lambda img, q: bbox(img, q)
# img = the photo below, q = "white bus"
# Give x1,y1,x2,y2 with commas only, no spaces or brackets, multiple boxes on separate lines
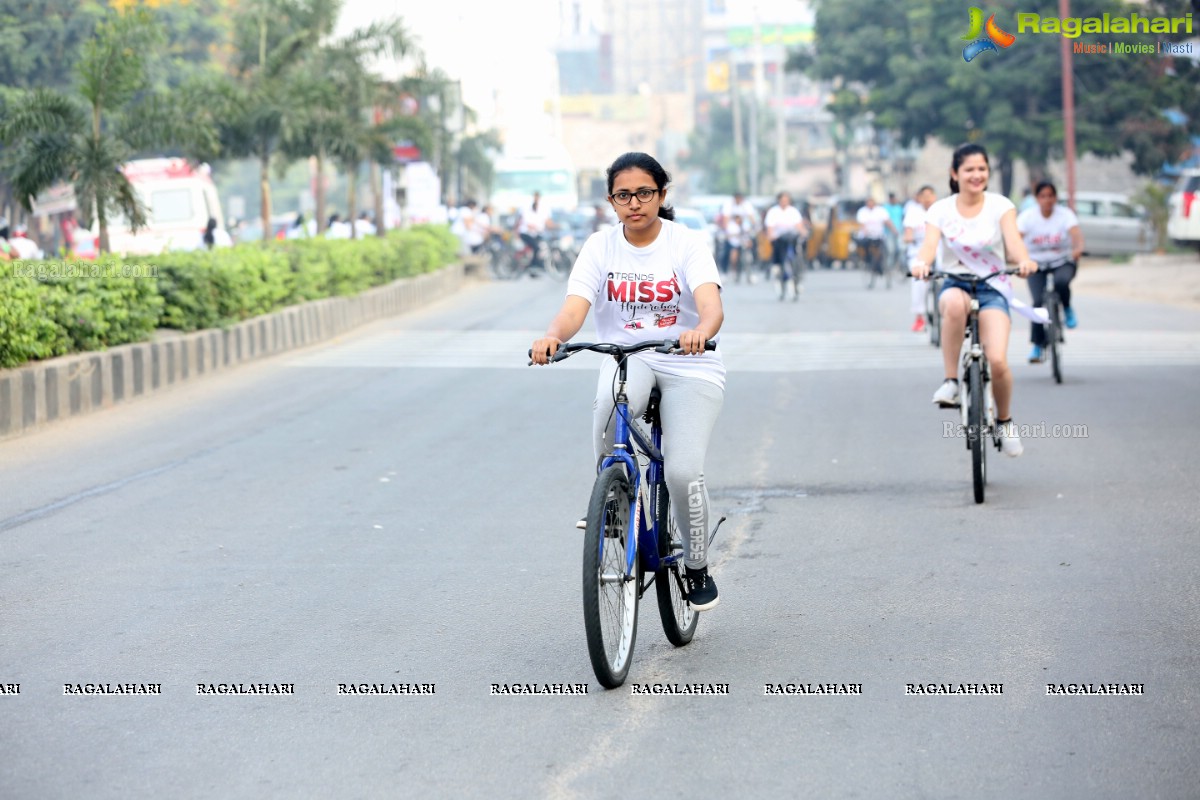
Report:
491,154,578,215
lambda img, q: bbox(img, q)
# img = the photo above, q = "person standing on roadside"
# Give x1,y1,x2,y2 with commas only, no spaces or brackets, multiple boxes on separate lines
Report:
903,186,938,332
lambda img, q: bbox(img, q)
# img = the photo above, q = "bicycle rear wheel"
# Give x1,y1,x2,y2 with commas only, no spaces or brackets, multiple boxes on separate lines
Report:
582,465,640,688
544,247,570,281
653,483,698,646
968,360,986,504
1048,297,1063,384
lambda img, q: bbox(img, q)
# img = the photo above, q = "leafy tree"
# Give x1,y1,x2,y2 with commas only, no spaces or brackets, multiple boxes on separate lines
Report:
213,0,338,241
280,16,422,236
0,1,105,91
0,7,215,252
684,97,778,195
808,0,1192,193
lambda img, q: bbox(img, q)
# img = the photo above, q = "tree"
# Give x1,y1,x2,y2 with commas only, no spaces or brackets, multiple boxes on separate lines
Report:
280,16,422,236
214,0,339,241
684,96,778,195
808,0,1192,193
0,7,214,252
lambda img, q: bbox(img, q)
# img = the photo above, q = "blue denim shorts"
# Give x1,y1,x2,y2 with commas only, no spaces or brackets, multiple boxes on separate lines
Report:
939,276,1010,317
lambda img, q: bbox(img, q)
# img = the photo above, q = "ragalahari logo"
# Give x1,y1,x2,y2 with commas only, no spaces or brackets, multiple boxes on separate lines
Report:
961,7,1016,62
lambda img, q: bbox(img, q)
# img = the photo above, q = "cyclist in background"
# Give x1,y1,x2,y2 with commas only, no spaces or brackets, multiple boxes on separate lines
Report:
720,191,758,283
1017,181,1084,363
910,143,1038,457
517,191,550,275
765,191,808,300
855,196,897,275
530,152,726,610
903,186,938,332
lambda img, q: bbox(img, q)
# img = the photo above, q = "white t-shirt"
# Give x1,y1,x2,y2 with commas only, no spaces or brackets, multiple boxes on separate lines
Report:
902,203,928,257
765,205,803,240
567,219,725,388
926,192,1015,277
1017,205,1079,263
518,205,548,235
856,205,891,238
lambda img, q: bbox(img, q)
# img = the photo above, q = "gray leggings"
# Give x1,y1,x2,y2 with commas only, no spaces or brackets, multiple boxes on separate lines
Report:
592,357,724,569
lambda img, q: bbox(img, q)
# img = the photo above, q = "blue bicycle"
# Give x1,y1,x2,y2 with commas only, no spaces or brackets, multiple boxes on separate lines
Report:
538,339,723,688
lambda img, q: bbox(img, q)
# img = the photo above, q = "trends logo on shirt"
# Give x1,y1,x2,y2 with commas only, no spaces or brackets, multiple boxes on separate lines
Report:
961,7,1016,62
606,275,681,305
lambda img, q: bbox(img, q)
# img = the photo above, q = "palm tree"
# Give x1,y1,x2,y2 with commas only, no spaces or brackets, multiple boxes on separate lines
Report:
0,8,210,253
280,16,423,237
216,0,339,242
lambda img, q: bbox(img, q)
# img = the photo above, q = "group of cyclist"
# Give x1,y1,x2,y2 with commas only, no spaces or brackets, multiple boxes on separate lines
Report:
531,143,1084,613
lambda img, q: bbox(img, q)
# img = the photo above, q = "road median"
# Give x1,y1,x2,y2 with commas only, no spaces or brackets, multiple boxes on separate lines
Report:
0,260,479,440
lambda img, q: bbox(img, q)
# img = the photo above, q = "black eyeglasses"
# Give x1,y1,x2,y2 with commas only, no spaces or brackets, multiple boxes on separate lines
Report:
610,188,660,205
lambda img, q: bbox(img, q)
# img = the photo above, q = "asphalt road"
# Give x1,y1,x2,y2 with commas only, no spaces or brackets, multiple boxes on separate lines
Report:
2,267,1198,799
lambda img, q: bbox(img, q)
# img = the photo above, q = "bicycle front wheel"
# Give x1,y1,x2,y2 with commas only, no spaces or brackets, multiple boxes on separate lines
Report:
582,465,640,688
653,484,698,646
968,360,986,504
927,283,942,347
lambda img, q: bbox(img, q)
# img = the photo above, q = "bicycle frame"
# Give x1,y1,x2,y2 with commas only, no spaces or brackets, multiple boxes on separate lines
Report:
599,366,679,587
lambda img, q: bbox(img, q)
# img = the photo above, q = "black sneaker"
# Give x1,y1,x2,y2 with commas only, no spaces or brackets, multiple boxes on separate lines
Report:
685,566,719,611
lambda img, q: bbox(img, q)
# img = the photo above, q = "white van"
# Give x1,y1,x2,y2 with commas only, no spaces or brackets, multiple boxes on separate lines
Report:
97,158,227,255
1167,169,1200,249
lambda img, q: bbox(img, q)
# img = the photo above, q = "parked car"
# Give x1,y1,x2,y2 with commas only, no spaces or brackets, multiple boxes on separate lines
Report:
673,207,716,254
1167,169,1200,250
1063,191,1152,256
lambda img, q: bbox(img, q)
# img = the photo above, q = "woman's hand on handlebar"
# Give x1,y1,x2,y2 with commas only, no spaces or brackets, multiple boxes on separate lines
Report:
909,258,932,280
530,335,563,365
678,329,710,355
1016,259,1038,278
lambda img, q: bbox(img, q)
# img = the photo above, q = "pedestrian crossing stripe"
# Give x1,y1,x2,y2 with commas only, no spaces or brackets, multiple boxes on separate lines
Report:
287,330,1200,371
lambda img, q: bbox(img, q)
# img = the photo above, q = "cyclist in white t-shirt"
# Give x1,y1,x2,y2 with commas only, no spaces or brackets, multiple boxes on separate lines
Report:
765,191,808,300
530,152,725,611
855,197,897,275
911,143,1038,457
1017,181,1084,363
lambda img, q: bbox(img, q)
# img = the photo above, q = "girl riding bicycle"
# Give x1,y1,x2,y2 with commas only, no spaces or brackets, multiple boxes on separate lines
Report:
530,152,725,610
910,143,1039,457
1017,181,1084,364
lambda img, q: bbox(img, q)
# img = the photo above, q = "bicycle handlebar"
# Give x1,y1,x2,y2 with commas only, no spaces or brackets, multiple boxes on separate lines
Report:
528,339,717,365
1037,257,1076,272
906,268,1022,281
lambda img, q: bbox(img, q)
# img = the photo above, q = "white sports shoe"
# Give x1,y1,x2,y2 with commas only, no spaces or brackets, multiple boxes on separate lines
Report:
998,420,1024,457
932,379,960,407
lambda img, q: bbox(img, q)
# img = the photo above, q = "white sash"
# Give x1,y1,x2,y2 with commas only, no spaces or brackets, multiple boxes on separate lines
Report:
966,267,1050,325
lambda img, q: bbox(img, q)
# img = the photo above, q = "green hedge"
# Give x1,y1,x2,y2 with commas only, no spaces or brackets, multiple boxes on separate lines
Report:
0,225,459,369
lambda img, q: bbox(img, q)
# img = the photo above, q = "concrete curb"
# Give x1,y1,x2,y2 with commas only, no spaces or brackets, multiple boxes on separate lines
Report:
0,260,480,441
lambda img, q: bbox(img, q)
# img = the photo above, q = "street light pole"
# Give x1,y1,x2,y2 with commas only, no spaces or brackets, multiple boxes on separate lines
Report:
1060,0,1077,210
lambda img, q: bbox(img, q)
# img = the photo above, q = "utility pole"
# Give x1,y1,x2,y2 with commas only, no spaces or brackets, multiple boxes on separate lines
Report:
774,25,786,188
1060,0,1077,210
732,66,746,192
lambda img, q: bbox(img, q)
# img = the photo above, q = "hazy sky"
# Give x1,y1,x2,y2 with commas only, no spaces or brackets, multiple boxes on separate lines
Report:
337,0,561,136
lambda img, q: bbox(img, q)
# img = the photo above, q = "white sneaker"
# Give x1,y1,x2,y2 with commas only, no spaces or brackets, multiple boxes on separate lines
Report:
575,518,587,530
998,420,1024,457
932,379,960,407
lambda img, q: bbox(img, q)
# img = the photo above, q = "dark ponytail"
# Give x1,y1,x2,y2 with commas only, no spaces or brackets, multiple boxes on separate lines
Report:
949,142,990,194
605,152,675,221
